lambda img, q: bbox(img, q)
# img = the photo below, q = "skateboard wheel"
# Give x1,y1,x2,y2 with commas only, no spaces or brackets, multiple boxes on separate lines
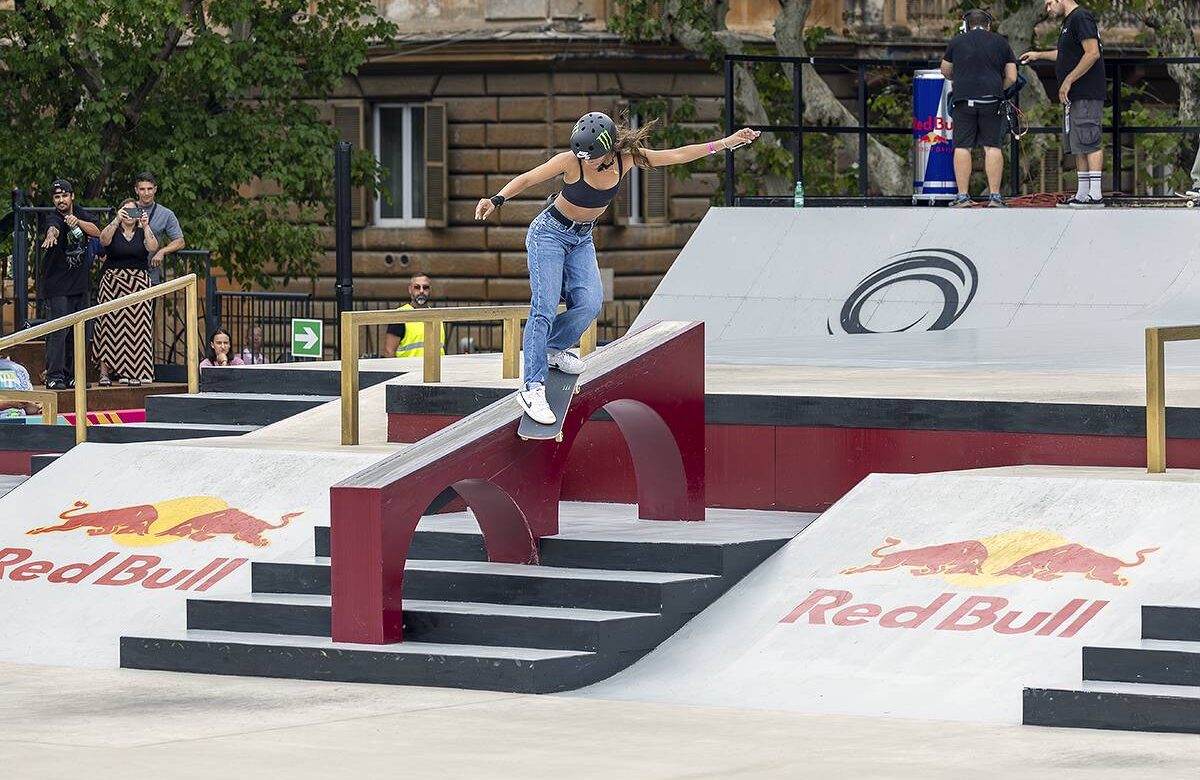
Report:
519,435,529,441
573,386,580,395
1188,200,1196,208
555,433,563,442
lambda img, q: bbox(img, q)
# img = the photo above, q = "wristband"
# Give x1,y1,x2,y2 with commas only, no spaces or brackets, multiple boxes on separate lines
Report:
707,141,717,155
490,195,506,207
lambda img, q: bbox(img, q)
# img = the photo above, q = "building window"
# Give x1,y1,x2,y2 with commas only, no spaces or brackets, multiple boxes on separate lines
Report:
615,110,669,225
374,104,426,226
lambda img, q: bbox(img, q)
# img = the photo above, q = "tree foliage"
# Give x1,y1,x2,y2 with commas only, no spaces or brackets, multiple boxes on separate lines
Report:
0,0,395,287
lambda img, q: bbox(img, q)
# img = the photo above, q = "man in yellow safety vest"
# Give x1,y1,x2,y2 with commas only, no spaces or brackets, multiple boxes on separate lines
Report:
384,273,446,358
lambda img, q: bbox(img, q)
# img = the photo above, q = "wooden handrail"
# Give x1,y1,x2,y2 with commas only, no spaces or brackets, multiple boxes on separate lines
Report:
0,274,200,444
0,389,58,425
1144,324,1200,473
340,304,598,445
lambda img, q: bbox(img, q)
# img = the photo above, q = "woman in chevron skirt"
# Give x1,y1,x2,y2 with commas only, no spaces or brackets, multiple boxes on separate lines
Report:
95,199,159,386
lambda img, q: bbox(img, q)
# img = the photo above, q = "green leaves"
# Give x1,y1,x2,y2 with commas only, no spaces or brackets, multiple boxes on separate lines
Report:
0,0,395,288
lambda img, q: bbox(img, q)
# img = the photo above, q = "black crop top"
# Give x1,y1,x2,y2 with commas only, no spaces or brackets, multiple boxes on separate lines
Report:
560,154,624,209
103,227,151,271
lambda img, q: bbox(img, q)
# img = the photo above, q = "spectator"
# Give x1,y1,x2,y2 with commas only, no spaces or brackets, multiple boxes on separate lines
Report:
0,355,40,420
200,328,245,369
39,179,100,390
941,10,1018,208
95,198,158,387
239,325,268,365
133,172,185,282
383,273,445,358
1022,0,1106,208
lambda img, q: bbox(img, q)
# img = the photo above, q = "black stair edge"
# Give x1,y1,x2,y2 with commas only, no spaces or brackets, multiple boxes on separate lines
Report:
187,597,666,653
119,635,609,694
1144,606,1200,642
316,526,484,561
30,453,61,474
1084,646,1200,687
1024,687,1200,734
145,394,330,426
251,561,720,614
200,367,400,396
87,424,252,443
314,527,788,576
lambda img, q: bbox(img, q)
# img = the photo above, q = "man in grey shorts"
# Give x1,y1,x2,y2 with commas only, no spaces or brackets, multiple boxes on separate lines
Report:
1022,0,1106,208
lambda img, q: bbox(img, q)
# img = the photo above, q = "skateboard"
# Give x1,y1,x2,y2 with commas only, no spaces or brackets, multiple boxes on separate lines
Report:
517,368,580,442
1176,192,1200,208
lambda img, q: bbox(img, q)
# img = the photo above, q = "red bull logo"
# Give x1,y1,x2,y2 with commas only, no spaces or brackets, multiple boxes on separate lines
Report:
27,497,302,548
0,547,246,591
841,531,1158,588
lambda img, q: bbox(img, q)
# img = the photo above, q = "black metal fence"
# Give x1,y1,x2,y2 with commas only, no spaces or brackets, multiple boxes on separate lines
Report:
213,290,315,364
722,54,1200,204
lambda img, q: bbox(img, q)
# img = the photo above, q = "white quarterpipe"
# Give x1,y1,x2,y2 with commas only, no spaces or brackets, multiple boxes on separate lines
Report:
636,207,1200,371
575,468,1199,723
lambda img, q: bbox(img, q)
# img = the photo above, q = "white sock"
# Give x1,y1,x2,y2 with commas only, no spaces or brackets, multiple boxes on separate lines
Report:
1087,172,1103,200
1075,174,1089,200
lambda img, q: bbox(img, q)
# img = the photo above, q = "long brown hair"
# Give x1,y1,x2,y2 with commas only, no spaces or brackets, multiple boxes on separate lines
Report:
614,112,660,169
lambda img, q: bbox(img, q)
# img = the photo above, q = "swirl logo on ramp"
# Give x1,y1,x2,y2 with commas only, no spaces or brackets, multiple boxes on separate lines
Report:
830,248,978,335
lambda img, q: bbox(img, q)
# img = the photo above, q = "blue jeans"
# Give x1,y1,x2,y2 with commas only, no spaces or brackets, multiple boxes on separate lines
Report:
523,209,602,388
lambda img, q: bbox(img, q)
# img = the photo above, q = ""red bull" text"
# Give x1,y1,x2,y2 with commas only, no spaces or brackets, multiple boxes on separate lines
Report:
0,547,246,591
780,589,1108,638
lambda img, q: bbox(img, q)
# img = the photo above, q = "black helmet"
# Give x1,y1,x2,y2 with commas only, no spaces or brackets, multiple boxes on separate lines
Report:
570,112,617,160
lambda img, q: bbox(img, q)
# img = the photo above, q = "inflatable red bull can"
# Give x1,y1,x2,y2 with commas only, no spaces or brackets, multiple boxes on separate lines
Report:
913,69,955,203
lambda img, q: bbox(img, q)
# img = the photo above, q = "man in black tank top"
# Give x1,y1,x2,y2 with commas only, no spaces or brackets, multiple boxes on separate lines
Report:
473,112,760,425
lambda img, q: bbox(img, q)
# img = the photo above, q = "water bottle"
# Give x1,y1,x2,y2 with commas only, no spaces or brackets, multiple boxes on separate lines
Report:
793,180,805,208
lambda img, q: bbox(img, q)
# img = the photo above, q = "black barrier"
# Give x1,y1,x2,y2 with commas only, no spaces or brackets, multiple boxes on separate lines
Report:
722,54,1200,205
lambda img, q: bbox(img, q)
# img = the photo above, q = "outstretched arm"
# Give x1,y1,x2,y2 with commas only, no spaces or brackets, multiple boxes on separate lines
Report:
640,128,760,168
476,152,574,221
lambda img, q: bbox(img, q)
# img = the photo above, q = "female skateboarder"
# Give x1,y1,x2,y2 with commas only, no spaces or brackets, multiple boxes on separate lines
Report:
476,112,759,423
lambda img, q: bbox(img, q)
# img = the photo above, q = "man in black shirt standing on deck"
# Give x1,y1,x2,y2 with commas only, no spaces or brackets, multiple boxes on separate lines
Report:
1022,0,1107,208
39,179,100,389
941,9,1019,207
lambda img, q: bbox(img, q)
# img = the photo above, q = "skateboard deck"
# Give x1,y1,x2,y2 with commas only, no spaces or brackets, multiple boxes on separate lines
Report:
518,368,579,442
1176,192,1199,208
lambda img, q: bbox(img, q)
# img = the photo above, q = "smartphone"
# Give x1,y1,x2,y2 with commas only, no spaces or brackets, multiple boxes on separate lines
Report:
123,206,142,219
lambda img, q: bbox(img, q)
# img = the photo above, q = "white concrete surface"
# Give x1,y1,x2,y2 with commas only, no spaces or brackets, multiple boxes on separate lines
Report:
1,661,1196,779
576,471,1200,723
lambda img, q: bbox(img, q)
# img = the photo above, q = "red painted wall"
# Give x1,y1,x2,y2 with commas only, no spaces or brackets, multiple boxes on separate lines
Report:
390,413,1180,512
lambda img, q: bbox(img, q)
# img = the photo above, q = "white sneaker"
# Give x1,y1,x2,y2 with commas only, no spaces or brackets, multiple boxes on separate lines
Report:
517,384,555,424
1186,189,1200,198
547,349,585,374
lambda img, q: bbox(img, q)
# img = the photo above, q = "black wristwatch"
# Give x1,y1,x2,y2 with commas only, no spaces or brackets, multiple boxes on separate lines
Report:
490,195,506,207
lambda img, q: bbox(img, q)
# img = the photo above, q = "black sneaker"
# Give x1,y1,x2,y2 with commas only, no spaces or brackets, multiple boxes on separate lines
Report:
987,195,1008,208
67,378,76,389
948,196,973,209
46,380,67,390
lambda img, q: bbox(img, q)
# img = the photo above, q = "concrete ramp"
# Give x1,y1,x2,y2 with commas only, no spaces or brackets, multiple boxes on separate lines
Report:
0,443,382,667
576,470,1200,723
636,208,1200,370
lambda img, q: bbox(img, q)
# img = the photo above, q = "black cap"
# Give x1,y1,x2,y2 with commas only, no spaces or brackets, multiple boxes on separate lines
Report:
51,179,74,194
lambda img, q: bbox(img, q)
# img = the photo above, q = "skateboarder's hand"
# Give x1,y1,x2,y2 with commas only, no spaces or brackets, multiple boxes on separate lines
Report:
475,198,496,221
724,128,760,149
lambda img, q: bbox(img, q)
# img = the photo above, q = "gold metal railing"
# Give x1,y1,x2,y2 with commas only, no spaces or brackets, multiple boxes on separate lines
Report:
340,305,597,445
1144,324,1200,473
0,389,58,425
0,274,200,444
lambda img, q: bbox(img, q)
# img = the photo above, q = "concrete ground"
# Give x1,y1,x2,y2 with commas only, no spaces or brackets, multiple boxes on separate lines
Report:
1,662,1196,779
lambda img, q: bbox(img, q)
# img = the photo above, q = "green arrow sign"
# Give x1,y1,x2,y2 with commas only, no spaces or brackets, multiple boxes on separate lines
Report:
291,318,323,359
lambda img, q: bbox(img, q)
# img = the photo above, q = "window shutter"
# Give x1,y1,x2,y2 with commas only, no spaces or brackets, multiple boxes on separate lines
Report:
613,173,632,226
332,102,367,226
643,165,669,223
424,102,448,228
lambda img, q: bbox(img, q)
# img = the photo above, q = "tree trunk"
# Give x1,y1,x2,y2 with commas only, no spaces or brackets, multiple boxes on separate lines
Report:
775,0,909,195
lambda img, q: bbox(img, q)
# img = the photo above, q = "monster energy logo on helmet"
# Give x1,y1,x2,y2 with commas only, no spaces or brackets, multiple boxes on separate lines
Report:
570,111,618,160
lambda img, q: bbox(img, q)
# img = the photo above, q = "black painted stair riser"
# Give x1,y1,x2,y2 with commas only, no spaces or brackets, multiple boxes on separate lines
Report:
146,394,332,426
1143,606,1200,642
251,560,718,614
119,636,610,694
1024,687,1200,734
1084,646,1200,687
186,598,666,653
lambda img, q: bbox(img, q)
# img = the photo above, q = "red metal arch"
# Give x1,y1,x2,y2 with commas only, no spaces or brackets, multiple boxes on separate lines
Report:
330,321,704,643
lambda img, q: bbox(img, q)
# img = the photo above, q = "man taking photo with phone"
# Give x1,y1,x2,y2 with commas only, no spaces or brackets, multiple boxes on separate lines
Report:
1022,0,1107,208
133,171,186,281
